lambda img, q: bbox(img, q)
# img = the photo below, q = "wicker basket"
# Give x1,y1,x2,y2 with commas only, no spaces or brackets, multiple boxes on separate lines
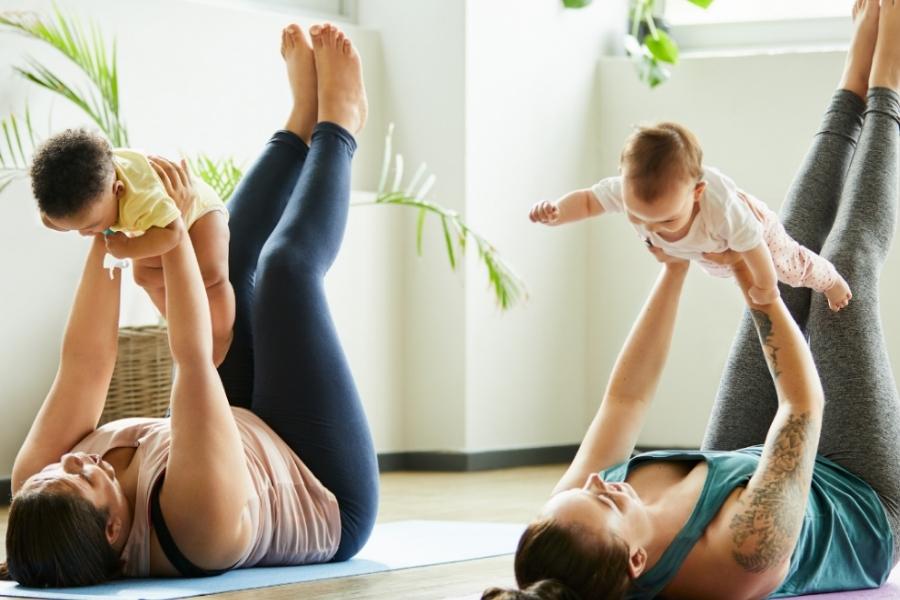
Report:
100,325,173,425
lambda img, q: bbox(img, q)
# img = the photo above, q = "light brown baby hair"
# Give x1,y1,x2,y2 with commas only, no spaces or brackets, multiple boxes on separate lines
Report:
620,122,703,202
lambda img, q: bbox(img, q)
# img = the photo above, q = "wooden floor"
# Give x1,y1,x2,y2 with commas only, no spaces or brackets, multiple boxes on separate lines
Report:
0,465,565,599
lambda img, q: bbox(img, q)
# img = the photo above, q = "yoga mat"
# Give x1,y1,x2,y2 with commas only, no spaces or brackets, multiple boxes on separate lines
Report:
444,565,900,600
0,520,524,600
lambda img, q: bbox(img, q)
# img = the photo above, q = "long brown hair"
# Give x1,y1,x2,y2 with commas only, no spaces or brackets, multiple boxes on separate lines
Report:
482,518,632,600
2,486,122,587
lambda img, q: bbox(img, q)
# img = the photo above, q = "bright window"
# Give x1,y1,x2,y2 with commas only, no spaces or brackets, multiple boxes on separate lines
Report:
666,0,851,25
195,0,354,19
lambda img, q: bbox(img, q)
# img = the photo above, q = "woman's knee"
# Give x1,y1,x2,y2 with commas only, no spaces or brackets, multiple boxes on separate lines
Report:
332,496,378,561
256,240,323,284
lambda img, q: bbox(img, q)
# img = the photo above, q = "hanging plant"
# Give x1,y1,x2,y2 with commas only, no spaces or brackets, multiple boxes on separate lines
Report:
562,0,715,88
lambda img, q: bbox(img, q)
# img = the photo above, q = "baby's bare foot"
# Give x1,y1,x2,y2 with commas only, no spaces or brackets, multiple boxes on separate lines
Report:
310,23,368,134
825,275,852,312
870,0,900,91
282,24,317,144
840,0,879,99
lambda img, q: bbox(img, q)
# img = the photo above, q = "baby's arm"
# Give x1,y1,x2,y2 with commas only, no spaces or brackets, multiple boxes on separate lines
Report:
105,219,185,260
529,188,605,226
739,241,780,305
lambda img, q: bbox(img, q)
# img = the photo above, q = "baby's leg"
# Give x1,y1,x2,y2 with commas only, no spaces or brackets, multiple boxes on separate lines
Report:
133,256,167,316
189,211,235,367
765,219,853,311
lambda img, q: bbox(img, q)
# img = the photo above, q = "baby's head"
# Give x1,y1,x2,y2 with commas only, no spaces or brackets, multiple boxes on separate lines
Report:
620,122,706,236
30,128,121,236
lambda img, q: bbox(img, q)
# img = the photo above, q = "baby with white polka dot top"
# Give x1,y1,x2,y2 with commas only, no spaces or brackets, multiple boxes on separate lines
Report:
530,122,852,311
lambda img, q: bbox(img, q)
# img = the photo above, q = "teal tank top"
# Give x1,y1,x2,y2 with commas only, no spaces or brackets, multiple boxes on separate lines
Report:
599,447,894,599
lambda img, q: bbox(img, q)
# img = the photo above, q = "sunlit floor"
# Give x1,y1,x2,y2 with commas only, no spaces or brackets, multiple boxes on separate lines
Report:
0,465,564,599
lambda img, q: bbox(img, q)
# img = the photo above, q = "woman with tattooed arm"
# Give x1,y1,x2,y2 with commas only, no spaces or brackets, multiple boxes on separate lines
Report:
485,1,900,599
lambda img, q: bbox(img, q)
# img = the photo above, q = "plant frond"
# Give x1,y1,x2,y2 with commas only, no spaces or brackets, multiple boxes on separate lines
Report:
358,127,529,310
0,6,128,145
187,153,244,202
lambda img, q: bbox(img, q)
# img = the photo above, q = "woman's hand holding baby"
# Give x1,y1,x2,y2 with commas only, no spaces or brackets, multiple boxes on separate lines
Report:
646,241,690,268
149,156,196,219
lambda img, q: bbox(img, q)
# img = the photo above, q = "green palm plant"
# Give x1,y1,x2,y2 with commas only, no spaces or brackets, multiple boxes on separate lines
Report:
0,7,126,145
354,124,528,310
0,6,527,310
0,106,37,193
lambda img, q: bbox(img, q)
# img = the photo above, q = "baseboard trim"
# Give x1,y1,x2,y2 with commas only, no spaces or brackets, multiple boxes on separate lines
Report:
1,478,10,506
377,445,580,472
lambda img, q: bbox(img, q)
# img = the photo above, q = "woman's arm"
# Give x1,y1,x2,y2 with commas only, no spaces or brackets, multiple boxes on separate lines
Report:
11,236,121,492
152,161,253,571
553,258,689,494
710,252,824,580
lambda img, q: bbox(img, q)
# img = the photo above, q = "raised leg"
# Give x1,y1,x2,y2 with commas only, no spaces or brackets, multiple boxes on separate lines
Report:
217,24,319,408
249,25,376,562
808,2,900,558
702,0,875,451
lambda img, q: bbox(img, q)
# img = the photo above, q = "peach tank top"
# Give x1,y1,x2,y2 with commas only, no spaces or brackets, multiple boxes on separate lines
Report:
72,407,341,576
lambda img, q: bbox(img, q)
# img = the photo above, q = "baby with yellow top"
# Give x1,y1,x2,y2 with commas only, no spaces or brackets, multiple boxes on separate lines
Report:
31,128,234,365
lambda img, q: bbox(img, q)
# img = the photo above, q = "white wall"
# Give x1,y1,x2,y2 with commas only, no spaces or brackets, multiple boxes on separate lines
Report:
463,0,626,451
357,0,469,452
590,48,900,448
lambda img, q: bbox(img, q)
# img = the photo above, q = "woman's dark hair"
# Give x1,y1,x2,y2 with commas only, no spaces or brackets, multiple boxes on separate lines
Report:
3,484,122,587
29,127,114,219
482,518,632,600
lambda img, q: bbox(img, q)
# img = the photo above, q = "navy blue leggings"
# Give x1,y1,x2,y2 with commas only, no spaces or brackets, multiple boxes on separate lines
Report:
217,123,379,561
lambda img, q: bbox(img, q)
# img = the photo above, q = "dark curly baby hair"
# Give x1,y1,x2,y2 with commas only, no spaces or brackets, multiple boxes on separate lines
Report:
30,128,114,219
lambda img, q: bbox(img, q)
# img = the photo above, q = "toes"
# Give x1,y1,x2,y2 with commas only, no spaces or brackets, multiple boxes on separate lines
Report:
343,39,352,56
310,24,325,46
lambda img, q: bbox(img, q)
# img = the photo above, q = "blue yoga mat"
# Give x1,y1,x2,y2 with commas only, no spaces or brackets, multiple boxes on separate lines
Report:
0,520,524,600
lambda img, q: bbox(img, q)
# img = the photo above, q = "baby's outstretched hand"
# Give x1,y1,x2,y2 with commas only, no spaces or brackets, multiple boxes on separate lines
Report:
529,201,560,225
105,232,131,259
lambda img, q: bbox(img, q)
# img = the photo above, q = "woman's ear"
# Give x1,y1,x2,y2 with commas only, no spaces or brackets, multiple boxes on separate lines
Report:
627,546,648,579
106,515,122,546
113,180,125,198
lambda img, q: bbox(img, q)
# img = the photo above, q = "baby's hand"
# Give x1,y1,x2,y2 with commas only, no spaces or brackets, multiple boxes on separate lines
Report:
105,232,131,259
529,201,560,225
749,285,780,305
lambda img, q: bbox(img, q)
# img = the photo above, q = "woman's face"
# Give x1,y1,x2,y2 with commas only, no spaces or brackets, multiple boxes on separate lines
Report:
25,452,131,547
541,473,652,574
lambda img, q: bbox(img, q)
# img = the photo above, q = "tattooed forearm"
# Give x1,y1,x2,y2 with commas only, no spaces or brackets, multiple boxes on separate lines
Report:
751,309,782,379
730,412,813,572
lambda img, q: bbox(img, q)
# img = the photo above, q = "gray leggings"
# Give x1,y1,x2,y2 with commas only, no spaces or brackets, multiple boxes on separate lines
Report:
701,88,900,556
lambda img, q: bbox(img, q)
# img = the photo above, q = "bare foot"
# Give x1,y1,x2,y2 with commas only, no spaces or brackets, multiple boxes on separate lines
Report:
309,23,368,134
281,23,317,144
825,275,852,312
840,0,880,99
870,0,900,91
